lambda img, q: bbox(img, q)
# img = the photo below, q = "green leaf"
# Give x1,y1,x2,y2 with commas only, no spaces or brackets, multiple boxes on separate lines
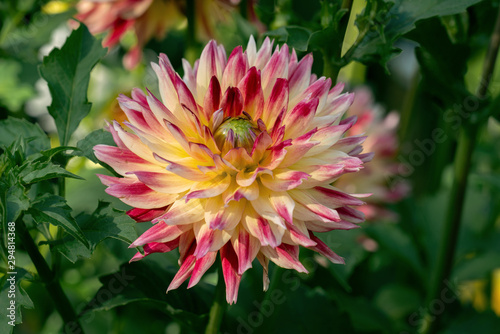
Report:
453,252,500,281
353,0,482,65
79,201,137,246
0,176,29,224
0,117,50,156
39,146,80,160
76,129,119,175
333,292,393,333
0,269,34,334
18,160,83,184
366,223,424,279
81,261,209,332
252,285,356,333
48,201,137,262
29,194,89,248
442,311,500,334
0,12,74,64
264,26,312,52
0,176,29,248
374,283,421,321
39,24,106,145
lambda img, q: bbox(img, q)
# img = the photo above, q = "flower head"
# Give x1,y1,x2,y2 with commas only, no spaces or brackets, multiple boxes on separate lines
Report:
75,0,184,69
95,37,371,303
335,87,410,220
74,0,248,69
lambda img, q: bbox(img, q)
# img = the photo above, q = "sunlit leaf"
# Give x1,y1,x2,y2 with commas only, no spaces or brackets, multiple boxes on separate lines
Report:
29,194,89,247
39,24,106,145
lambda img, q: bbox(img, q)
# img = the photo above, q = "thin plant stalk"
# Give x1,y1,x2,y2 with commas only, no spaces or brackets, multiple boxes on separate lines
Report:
420,4,500,333
205,260,227,334
17,217,84,333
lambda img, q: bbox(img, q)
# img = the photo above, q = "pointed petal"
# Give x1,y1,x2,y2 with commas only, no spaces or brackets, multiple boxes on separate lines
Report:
236,167,271,187
154,154,211,181
187,251,218,288
197,40,225,93
221,87,244,118
311,186,365,207
130,239,180,262
260,244,308,273
131,171,194,193
130,223,190,247
262,44,289,97
308,233,345,264
98,174,177,209
237,67,264,119
282,221,316,247
257,253,270,291
167,254,196,292
185,173,231,201
231,226,260,274
221,243,242,304
127,206,169,222
289,53,313,97
242,204,284,247
283,97,319,139
204,196,245,230
193,222,231,259
290,189,341,223
153,199,205,225
94,145,161,176
262,79,288,126
203,76,222,122
260,169,310,192
278,129,319,168
222,46,248,89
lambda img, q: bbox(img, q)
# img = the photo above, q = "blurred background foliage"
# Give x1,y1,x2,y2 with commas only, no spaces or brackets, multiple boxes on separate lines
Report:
1,0,500,333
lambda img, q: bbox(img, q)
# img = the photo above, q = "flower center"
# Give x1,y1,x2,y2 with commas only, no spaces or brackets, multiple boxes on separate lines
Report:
214,116,261,153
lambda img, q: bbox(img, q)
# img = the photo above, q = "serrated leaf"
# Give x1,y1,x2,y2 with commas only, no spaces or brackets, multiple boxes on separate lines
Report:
0,176,29,247
19,160,83,184
39,24,106,146
0,117,50,156
49,201,137,262
0,177,29,224
0,12,74,64
78,201,137,246
81,261,209,331
29,194,89,248
40,146,80,160
76,129,118,175
0,269,34,334
353,0,482,66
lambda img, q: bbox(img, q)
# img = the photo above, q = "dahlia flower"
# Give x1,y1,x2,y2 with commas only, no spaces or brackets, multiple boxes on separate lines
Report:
335,87,409,221
95,37,371,303
74,0,248,69
75,0,183,69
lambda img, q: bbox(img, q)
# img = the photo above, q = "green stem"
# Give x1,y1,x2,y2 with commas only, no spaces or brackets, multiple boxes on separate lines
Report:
52,177,66,272
205,261,227,334
420,4,500,334
185,0,198,64
398,69,421,142
420,127,477,334
263,265,283,304
17,218,84,333
322,0,354,82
